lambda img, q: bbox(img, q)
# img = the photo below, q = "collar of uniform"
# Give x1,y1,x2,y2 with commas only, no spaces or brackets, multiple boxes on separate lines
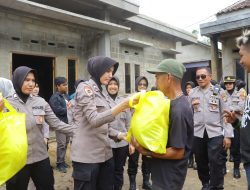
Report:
89,79,100,92
197,84,213,92
13,93,33,102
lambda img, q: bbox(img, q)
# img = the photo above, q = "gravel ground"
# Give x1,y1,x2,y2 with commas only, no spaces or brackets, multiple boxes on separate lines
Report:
0,141,248,190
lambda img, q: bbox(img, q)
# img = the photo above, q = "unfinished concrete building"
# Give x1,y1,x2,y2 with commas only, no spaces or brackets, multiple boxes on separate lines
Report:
0,0,198,99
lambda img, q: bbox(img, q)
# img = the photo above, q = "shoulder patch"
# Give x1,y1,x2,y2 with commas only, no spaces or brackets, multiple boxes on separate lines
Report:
221,91,227,102
92,84,99,92
239,88,247,101
84,86,94,96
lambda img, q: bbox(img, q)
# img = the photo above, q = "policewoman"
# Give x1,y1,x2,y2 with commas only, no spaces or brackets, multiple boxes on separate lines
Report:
224,76,245,178
5,66,75,190
71,56,135,190
105,76,131,190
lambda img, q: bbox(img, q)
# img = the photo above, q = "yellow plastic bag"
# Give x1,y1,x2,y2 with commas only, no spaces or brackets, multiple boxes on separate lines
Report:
0,97,27,185
127,90,170,154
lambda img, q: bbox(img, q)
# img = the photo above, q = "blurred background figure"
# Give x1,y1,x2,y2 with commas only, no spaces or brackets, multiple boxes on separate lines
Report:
185,81,197,170
49,77,70,173
185,81,195,96
69,79,85,100
0,77,15,98
67,79,85,124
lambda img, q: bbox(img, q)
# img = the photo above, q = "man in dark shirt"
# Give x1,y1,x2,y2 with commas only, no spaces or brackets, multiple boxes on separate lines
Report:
225,30,250,189
132,59,194,190
49,76,70,173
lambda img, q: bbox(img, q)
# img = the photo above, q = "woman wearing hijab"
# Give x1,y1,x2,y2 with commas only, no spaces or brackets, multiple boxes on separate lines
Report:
105,76,131,190
127,76,152,190
2,66,75,190
71,56,136,190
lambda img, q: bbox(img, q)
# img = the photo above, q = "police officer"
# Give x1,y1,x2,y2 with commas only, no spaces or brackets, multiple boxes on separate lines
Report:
105,76,131,190
71,56,136,190
224,76,245,178
4,66,75,190
189,67,233,190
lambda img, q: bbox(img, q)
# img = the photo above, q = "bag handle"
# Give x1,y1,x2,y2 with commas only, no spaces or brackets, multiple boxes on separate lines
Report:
0,92,16,113
129,91,146,109
1,98,17,113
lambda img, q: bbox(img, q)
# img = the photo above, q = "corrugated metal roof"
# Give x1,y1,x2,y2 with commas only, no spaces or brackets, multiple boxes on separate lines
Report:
217,0,250,15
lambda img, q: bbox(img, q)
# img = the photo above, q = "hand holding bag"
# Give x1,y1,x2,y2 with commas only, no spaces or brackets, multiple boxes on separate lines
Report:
0,97,27,185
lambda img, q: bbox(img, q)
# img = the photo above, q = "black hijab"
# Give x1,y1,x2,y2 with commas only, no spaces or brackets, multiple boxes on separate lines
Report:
87,56,119,90
12,66,37,103
106,76,120,100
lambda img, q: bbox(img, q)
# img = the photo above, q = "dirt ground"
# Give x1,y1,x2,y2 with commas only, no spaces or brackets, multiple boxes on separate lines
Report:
0,141,248,190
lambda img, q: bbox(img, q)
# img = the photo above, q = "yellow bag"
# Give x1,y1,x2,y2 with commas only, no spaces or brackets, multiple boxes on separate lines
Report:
127,91,170,154
0,98,27,185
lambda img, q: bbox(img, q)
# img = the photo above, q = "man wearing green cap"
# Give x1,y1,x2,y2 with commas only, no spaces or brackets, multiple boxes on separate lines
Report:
131,59,194,190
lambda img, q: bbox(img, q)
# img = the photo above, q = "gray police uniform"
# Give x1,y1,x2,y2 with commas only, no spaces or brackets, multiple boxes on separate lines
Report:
106,94,131,189
7,94,74,164
225,89,245,114
71,79,120,190
106,94,131,148
189,85,233,138
189,84,233,188
225,89,245,171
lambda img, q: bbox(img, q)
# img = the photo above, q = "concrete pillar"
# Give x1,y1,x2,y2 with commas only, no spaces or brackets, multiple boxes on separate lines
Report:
97,7,111,57
221,38,239,76
55,56,67,77
210,35,221,82
98,32,111,57
0,50,12,79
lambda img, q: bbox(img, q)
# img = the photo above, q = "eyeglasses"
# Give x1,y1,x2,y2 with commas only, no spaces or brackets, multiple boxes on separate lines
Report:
138,83,147,86
196,74,207,80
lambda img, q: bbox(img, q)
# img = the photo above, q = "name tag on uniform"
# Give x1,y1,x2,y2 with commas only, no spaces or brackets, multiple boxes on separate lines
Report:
209,95,219,111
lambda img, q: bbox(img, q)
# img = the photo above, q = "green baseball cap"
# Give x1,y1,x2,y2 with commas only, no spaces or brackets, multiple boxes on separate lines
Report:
147,59,186,79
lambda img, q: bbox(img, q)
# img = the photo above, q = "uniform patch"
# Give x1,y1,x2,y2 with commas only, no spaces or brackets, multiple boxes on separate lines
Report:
84,86,93,96
93,84,99,92
192,97,200,112
239,88,247,101
221,92,227,102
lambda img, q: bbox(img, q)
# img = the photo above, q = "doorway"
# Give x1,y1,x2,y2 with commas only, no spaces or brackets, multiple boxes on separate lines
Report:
12,53,54,102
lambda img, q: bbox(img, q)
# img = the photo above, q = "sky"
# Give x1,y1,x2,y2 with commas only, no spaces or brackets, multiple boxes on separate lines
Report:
139,0,240,33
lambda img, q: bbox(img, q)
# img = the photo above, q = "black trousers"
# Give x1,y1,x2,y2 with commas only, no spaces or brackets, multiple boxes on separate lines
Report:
194,131,224,189
72,158,114,190
230,129,241,168
127,149,151,176
6,158,54,190
112,146,129,190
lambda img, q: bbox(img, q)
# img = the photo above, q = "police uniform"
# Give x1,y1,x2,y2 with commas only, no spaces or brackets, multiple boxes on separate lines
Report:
71,79,120,190
106,94,131,190
224,76,245,178
189,84,233,189
6,93,74,190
